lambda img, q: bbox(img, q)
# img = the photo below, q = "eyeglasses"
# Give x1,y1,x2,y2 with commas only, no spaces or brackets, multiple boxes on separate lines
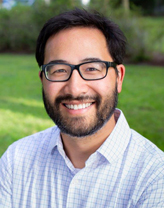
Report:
41,60,117,82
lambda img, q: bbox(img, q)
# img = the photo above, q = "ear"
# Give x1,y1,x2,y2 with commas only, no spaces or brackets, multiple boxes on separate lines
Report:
39,71,43,83
116,64,125,93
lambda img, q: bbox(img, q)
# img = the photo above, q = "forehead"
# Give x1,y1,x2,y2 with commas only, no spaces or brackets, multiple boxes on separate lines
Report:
44,27,112,64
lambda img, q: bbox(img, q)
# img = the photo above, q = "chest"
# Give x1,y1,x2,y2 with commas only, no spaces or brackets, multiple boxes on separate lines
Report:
12,157,138,208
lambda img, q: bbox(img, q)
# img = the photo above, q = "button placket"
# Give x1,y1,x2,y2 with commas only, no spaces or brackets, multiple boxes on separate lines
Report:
66,170,84,207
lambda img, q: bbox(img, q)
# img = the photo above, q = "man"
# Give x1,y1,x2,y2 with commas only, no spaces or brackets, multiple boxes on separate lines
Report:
0,8,164,207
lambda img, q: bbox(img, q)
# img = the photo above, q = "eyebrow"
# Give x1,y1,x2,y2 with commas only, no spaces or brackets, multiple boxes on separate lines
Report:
48,59,68,64
81,57,102,62
47,57,103,65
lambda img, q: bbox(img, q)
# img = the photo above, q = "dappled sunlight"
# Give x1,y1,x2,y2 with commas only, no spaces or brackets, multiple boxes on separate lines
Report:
1,97,44,108
0,108,54,156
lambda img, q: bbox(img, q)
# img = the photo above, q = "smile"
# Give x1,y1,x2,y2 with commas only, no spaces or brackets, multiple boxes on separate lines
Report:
65,103,92,110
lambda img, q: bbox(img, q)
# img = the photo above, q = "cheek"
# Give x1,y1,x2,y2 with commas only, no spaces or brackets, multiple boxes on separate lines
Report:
42,80,64,100
91,79,114,96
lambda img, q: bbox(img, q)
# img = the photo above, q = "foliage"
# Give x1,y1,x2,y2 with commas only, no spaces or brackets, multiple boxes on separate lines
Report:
0,54,164,156
0,1,83,53
138,17,164,54
91,0,164,15
31,0,82,32
0,1,163,62
0,5,36,52
116,17,150,62
130,0,164,15
88,0,164,62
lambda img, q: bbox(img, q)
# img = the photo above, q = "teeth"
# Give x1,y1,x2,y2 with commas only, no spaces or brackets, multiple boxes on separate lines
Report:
65,103,92,110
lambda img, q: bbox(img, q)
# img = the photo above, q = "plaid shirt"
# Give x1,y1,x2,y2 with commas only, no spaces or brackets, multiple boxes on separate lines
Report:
0,109,164,207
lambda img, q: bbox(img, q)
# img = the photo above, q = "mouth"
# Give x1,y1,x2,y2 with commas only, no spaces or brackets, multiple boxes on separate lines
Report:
63,102,93,110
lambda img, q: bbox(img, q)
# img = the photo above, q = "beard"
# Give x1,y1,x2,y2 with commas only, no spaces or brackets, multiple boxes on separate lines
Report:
42,84,118,138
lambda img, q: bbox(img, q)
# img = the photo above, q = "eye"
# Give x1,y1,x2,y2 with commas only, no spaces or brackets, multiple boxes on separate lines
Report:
86,67,100,72
52,69,67,74
48,67,68,76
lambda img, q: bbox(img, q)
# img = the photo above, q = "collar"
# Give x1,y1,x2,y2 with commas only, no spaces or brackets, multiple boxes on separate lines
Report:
97,109,131,164
48,109,131,165
47,126,60,154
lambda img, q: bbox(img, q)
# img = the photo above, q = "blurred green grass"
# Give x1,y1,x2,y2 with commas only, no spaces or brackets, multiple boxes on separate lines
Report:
0,54,54,156
118,64,164,150
0,54,164,156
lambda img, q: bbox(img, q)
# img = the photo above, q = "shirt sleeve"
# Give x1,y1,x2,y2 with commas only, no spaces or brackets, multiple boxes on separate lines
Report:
136,174,164,207
0,150,12,208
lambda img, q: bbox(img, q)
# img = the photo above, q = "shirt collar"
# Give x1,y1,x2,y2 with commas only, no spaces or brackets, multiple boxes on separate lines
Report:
97,109,131,164
48,109,131,164
47,126,60,154
48,127,68,158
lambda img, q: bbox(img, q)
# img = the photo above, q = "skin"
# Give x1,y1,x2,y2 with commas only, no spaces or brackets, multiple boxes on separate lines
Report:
40,27,125,168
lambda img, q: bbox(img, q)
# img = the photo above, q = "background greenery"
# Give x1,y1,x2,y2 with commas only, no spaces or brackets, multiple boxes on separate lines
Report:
0,0,164,62
0,54,54,156
0,54,164,156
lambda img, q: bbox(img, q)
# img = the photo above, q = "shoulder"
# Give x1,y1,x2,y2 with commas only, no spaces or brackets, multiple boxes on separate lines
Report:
129,129,164,178
130,129,164,159
10,126,57,152
127,130,164,205
0,126,59,167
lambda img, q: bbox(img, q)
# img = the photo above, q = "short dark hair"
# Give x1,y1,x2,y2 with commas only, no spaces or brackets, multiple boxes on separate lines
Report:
35,8,126,67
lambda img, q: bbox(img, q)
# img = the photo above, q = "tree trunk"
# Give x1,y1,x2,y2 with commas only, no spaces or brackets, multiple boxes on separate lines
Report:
122,0,130,14
44,0,51,5
103,0,110,14
70,0,75,7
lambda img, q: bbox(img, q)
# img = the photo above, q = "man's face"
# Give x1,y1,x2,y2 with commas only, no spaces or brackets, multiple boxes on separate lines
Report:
41,27,124,137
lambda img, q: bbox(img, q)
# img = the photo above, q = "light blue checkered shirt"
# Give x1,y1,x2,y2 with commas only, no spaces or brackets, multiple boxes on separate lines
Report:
0,109,164,207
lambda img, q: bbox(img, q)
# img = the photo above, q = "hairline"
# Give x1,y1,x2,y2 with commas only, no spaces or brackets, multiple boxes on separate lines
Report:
44,25,112,59
36,9,127,68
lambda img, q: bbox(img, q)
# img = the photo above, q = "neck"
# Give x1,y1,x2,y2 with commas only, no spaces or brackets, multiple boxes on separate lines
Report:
61,114,116,169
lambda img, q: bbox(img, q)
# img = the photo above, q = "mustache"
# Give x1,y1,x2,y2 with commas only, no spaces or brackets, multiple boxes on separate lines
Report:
42,88,101,107
55,94,101,105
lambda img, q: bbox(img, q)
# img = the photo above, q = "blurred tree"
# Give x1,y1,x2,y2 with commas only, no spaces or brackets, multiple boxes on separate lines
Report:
103,0,110,14
44,0,50,5
122,0,130,13
131,0,154,14
70,0,76,6
130,0,164,15
89,0,114,15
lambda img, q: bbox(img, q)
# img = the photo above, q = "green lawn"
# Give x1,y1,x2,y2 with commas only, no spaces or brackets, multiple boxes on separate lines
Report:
118,64,164,150
0,54,164,156
0,54,54,156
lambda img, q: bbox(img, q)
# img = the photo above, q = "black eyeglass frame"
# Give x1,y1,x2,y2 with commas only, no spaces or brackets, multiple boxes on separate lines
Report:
41,60,118,82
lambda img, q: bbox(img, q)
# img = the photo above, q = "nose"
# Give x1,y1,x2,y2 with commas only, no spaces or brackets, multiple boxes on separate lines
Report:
63,69,89,97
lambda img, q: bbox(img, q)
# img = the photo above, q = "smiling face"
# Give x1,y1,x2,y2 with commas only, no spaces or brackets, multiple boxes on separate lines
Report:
41,27,125,138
